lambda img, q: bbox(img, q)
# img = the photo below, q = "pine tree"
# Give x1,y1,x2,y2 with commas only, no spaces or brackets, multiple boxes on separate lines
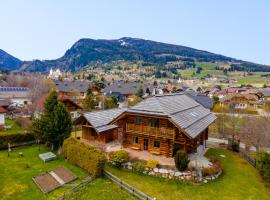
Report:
32,90,72,150
52,102,72,148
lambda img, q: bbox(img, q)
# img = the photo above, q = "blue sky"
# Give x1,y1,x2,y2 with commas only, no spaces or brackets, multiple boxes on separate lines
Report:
1,0,270,64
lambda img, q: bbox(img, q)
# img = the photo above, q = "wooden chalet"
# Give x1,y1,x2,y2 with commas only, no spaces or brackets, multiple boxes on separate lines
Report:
74,94,216,157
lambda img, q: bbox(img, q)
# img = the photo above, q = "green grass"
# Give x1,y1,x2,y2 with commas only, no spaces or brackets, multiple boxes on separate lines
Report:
0,145,88,200
65,178,135,200
0,118,24,135
106,148,270,200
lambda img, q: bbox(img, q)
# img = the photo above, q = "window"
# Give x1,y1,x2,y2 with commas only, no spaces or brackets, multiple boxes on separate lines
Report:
133,134,139,144
154,140,160,148
135,116,142,124
149,119,158,127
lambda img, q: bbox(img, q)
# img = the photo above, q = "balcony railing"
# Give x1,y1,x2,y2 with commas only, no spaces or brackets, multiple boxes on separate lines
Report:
126,123,174,139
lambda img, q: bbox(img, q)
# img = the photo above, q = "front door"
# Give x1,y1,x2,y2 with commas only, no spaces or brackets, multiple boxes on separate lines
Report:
143,138,148,150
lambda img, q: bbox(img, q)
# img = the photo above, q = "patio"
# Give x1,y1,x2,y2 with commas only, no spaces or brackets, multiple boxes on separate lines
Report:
81,139,209,167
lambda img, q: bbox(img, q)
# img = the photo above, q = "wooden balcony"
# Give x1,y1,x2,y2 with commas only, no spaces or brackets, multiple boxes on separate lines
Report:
126,123,174,139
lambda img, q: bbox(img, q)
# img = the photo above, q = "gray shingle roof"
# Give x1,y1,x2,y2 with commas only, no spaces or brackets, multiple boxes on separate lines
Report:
104,81,154,95
83,108,126,133
128,93,216,138
261,90,270,97
184,91,214,109
55,80,93,93
78,93,216,138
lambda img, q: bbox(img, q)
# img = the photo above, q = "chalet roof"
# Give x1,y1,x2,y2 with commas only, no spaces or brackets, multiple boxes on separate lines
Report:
183,91,214,109
55,80,93,93
128,93,216,138
82,108,127,133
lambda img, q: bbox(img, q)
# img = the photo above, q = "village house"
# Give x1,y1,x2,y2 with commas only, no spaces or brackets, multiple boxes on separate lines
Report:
74,93,216,157
220,93,259,110
35,94,82,120
0,87,31,106
55,80,98,101
0,106,7,127
104,81,154,99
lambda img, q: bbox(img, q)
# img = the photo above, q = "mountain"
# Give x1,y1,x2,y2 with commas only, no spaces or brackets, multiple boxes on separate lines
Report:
5,37,270,72
0,49,22,71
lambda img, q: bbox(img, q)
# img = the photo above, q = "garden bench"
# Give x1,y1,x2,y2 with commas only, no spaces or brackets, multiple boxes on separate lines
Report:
150,151,161,155
130,146,140,150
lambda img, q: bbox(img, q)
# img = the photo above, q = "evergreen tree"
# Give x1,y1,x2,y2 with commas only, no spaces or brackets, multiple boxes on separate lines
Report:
44,90,58,114
32,90,72,150
51,102,72,148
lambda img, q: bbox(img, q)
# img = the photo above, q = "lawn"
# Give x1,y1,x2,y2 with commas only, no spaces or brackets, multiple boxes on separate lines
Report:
0,145,88,200
0,118,24,135
106,148,270,200
64,178,135,200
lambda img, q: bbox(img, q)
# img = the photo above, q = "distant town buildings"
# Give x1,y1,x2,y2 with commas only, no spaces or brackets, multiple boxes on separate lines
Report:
48,68,62,80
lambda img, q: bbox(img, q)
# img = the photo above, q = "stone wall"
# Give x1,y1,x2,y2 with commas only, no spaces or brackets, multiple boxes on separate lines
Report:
122,162,222,184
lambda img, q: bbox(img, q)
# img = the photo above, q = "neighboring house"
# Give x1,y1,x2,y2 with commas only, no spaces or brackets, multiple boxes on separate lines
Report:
74,93,216,157
260,90,270,100
0,106,7,126
220,93,259,110
35,95,82,120
58,96,82,119
184,91,214,109
0,87,31,105
55,80,96,100
104,81,154,98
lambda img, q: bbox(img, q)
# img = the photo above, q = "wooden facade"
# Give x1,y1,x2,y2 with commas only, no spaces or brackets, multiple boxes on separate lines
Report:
81,120,118,143
80,112,208,157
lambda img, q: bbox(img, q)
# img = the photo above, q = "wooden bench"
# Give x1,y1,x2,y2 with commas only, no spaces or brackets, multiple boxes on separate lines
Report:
150,150,161,155
130,146,140,150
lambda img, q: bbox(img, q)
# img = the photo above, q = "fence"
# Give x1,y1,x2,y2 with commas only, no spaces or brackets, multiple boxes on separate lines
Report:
239,148,257,167
104,170,156,200
56,176,93,200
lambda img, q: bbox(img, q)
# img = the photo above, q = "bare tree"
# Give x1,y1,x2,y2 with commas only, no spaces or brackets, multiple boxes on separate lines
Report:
241,116,270,152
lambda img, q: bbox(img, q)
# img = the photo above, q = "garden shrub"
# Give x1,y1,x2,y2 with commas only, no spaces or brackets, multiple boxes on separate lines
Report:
0,132,35,149
202,157,223,176
110,150,129,168
146,158,159,169
174,151,189,171
256,151,270,182
63,137,106,177
132,160,146,174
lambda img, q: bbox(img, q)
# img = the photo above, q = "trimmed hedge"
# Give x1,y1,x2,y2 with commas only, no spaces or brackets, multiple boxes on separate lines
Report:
0,132,35,149
63,137,106,177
